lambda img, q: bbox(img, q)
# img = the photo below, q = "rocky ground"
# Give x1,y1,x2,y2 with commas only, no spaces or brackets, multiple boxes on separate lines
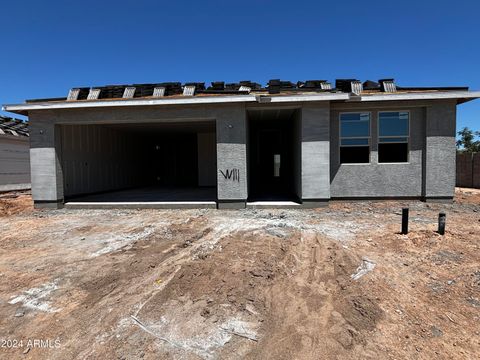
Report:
0,188,479,359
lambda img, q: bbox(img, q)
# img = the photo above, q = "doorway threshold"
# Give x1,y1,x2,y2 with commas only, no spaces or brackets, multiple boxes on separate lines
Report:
246,201,302,209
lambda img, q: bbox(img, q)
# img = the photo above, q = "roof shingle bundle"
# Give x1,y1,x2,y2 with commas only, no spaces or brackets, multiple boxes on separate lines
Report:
22,78,471,104
0,116,29,137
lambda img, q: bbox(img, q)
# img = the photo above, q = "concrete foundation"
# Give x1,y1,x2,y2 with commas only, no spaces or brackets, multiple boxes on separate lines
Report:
217,200,246,209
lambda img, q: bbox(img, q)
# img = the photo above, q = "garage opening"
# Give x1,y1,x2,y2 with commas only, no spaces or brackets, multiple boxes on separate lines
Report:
247,109,301,202
60,121,217,206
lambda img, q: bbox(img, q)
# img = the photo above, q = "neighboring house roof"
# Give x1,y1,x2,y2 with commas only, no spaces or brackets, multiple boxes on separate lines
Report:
0,116,29,137
3,79,480,115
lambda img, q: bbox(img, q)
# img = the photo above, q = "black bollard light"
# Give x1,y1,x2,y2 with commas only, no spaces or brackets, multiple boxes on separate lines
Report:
401,208,409,234
438,212,446,235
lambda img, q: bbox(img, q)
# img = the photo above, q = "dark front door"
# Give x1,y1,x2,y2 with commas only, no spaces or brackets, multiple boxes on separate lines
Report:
249,118,294,200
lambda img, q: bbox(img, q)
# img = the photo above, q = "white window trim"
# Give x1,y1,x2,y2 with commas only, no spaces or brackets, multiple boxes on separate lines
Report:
377,110,410,164
339,111,371,164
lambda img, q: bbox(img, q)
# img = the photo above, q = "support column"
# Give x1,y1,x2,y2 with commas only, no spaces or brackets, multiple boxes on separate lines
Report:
29,117,64,209
301,103,330,206
216,105,248,209
423,102,456,201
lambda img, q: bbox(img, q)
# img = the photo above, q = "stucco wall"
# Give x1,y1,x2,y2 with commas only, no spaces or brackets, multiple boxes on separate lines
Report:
216,105,248,204
330,103,425,198
424,102,457,198
0,135,30,190
301,103,330,200
29,120,64,205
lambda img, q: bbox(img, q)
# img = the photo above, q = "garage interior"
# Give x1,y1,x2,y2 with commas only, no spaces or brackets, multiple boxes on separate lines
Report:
247,108,301,203
60,121,217,204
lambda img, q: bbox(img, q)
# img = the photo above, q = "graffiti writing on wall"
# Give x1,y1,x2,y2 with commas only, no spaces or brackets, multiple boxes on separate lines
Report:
220,169,240,182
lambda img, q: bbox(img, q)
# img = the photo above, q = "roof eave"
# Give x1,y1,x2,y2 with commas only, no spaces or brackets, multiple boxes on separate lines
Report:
2,93,349,114
353,91,480,103
3,91,480,116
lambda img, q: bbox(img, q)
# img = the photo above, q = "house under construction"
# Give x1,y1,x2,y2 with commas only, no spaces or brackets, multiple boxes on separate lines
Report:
3,78,480,208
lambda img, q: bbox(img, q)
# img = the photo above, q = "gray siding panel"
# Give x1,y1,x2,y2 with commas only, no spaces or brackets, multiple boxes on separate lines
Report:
0,136,30,187
61,124,141,197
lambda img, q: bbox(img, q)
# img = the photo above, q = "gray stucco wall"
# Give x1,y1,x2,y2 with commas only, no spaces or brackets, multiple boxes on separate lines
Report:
216,105,248,203
0,134,30,190
424,102,457,198
301,103,330,200
29,120,64,205
330,103,425,198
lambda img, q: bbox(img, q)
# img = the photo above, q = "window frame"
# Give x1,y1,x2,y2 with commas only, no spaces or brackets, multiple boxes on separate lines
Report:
339,111,372,165
377,110,410,164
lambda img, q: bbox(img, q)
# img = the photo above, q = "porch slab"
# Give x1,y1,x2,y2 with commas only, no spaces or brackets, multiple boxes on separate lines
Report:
246,201,302,209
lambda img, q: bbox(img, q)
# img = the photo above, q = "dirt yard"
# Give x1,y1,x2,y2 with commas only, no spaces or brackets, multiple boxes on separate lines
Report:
0,189,479,359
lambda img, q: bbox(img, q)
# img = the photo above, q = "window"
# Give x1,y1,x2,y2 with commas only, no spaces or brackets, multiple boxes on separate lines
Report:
378,111,409,163
340,112,370,163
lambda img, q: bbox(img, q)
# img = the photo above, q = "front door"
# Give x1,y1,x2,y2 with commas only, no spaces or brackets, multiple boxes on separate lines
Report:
249,118,294,200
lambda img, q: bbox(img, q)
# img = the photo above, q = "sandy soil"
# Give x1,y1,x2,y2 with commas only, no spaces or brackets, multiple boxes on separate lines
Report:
0,189,479,359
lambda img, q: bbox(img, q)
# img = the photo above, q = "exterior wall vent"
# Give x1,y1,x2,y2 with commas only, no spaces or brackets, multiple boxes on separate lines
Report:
67,88,80,101
351,81,363,95
87,88,101,100
122,87,136,98
379,79,397,92
183,85,196,96
153,87,166,97
239,86,251,92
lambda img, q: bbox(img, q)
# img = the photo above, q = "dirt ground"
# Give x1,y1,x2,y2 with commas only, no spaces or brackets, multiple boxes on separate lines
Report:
0,189,479,359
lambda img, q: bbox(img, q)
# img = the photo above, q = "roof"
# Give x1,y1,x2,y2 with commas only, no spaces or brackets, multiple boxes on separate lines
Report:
3,79,480,115
0,116,29,137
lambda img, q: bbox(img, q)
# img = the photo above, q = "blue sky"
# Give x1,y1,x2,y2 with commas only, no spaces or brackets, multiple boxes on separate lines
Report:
1,0,479,132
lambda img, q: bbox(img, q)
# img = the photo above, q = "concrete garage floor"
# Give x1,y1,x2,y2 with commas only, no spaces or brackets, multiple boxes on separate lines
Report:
65,186,217,209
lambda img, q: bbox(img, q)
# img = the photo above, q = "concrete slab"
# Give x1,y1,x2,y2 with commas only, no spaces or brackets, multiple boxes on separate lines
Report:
246,201,302,209
0,183,31,193
67,186,217,203
217,201,246,209
65,201,217,209
65,186,217,209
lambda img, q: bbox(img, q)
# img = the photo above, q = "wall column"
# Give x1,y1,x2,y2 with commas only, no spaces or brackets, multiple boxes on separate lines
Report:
216,105,248,208
29,115,64,208
301,103,330,206
423,101,457,201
